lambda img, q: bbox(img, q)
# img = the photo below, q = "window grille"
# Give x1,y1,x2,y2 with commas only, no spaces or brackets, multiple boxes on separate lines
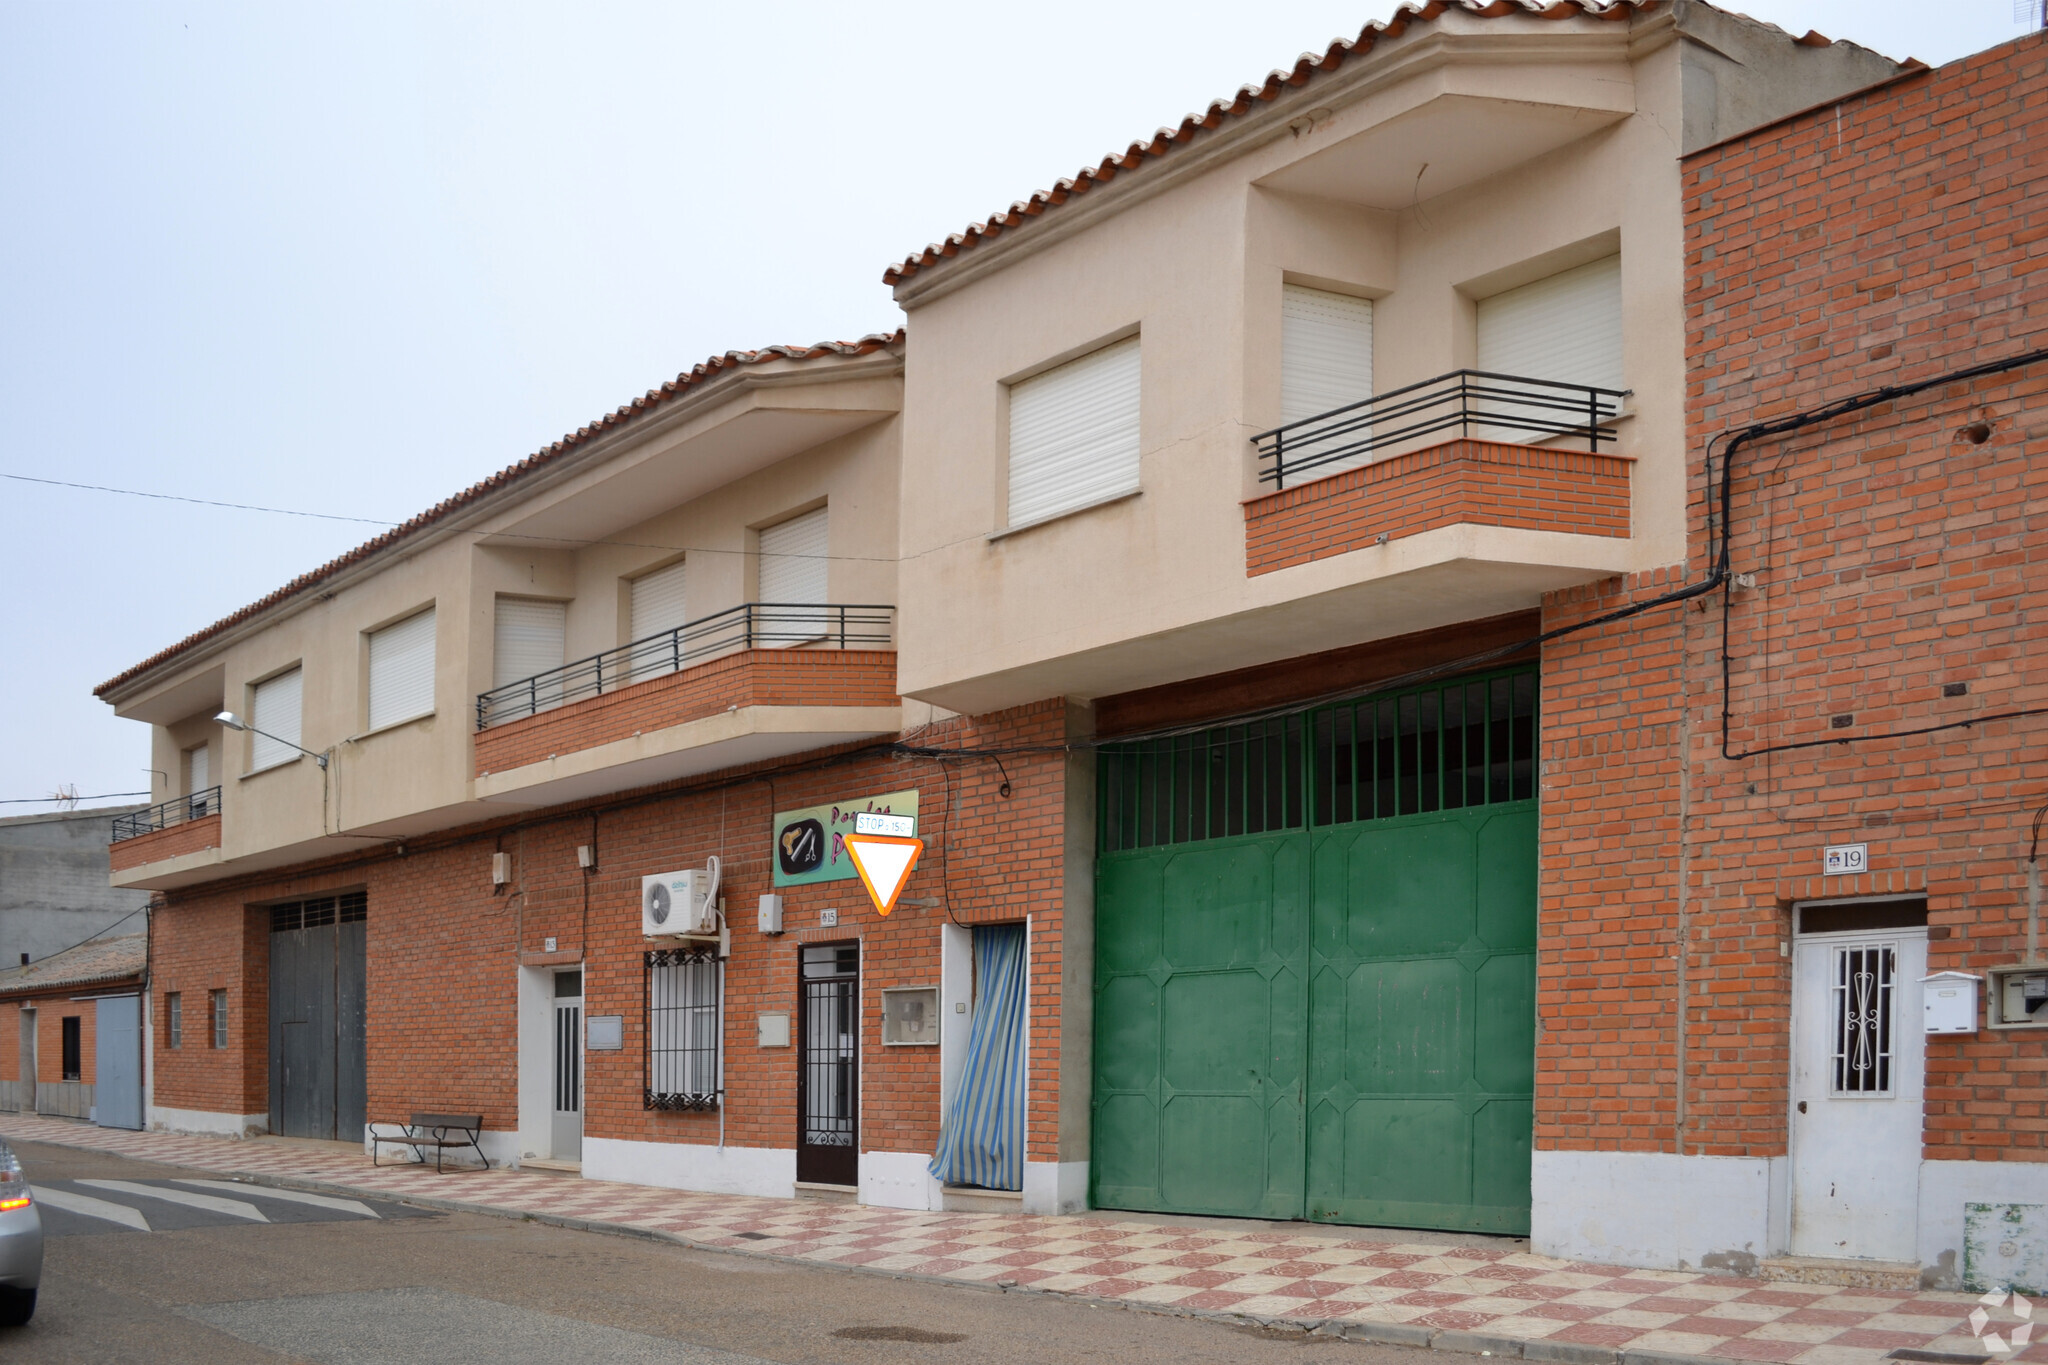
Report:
210,989,228,1050
1831,943,1896,1095
645,947,720,1111
268,892,367,932
165,992,182,1049
1099,665,1536,853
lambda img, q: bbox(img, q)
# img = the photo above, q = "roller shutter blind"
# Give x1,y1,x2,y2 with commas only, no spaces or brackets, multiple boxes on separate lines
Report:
1280,285,1375,474
493,599,567,688
759,506,829,645
628,561,689,642
186,744,210,795
250,668,303,772
1475,254,1623,391
367,607,436,730
1007,336,1140,529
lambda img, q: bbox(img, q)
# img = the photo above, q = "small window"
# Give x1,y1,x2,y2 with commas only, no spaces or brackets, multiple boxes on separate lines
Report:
249,667,304,772
61,1016,81,1080
645,947,720,1111
367,608,436,730
211,988,228,1050
165,992,183,1049
757,507,830,645
1007,335,1141,529
1829,943,1896,1095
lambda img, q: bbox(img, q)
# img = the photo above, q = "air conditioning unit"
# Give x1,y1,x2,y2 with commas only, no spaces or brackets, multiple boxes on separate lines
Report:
640,857,721,937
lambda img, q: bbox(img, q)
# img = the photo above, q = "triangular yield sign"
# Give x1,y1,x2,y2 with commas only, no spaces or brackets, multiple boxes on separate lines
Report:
843,833,923,916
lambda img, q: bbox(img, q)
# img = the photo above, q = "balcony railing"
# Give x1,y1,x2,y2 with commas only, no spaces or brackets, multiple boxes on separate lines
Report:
1251,368,1628,489
477,601,896,730
111,786,221,842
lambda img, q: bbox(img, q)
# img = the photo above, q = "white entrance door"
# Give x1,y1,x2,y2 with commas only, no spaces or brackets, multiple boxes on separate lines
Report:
552,971,583,1162
1790,929,1926,1260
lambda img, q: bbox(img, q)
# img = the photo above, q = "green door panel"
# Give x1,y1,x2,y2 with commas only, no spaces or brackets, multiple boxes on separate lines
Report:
1094,797,1535,1235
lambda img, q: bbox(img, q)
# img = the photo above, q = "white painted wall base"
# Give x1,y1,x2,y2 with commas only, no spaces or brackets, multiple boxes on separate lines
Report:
584,1136,796,1198
148,1105,268,1139
1024,1160,1089,1215
1532,1150,1782,1274
862,1149,943,1210
1918,1158,2048,1291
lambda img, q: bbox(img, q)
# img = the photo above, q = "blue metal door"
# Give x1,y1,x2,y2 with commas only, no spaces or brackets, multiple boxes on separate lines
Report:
93,994,144,1130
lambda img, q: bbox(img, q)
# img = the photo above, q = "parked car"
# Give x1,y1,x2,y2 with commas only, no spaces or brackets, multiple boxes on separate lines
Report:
0,1139,41,1325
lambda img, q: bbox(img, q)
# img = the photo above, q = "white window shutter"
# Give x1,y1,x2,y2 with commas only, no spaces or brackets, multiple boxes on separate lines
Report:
250,668,303,772
1007,336,1141,529
1279,285,1375,475
493,599,567,689
1475,254,1624,391
367,608,436,730
628,561,689,643
759,507,829,645
186,744,210,795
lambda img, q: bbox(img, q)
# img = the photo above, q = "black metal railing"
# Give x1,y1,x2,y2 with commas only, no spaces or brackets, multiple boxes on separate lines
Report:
111,786,221,842
1251,368,1629,489
476,601,895,730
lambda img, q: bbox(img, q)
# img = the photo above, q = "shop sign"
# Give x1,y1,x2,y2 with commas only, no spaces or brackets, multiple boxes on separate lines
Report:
772,788,918,887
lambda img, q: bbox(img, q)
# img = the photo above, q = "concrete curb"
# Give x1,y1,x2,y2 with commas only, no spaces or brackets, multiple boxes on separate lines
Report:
20,1131,1781,1365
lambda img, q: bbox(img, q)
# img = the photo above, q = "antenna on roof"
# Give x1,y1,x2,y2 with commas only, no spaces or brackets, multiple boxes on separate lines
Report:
48,784,80,811
2020,0,2047,31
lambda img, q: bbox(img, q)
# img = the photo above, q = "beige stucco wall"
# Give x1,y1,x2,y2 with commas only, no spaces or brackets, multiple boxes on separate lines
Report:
111,356,903,878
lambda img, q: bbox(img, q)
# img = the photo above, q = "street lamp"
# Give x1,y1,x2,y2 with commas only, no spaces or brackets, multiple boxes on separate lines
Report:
215,711,328,769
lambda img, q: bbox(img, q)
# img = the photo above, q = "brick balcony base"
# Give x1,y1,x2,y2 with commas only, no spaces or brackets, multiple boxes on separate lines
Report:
475,648,900,777
1244,439,1632,577
109,814,221,872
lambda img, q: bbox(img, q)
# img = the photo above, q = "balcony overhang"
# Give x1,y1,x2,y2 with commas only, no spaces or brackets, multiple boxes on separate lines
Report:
901,522,1633,717
110,842,226,892
1256,89,1631,210
475,704,904,808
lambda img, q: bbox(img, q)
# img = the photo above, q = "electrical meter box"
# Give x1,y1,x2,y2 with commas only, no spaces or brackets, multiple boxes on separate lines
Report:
1923,972,1981,1033
1990,967,2048,1030
881,986,940,1046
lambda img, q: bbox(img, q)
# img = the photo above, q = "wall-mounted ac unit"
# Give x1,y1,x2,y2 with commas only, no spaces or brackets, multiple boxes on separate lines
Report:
641,859,719,937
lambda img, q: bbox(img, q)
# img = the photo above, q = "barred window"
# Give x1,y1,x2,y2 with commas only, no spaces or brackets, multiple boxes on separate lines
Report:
165,992,182,1049
645,947,720,1111
210,989,228,1049
269,891,367,931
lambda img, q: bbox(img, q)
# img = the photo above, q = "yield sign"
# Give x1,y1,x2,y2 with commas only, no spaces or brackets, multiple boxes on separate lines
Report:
843,834,923,916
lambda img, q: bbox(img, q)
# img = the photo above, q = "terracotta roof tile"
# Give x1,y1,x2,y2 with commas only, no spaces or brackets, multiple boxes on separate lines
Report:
0,932,147,997
883,0,1657,287
96,331,904,699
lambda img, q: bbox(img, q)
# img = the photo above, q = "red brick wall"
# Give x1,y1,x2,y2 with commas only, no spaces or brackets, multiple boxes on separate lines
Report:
476,649,899,777
0,1003,19,1092
152,700,1070,1165
1536,33,2048,1163
109,813,220,872
151,902,268,1117
1244,440,1631,576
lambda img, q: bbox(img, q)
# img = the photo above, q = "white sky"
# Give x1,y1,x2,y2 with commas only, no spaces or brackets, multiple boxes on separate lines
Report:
0,0,2029,810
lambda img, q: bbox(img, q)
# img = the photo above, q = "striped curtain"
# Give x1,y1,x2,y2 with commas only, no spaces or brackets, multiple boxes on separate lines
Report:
929,923,1027,1190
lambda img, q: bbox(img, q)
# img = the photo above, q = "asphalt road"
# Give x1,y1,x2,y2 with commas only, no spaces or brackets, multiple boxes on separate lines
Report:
1,1138,1447,1365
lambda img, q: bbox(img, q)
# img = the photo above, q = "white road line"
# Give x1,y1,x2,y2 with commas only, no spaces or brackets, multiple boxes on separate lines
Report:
77,1178,269,1222
174,1179,379,1219
31,1185,151,1231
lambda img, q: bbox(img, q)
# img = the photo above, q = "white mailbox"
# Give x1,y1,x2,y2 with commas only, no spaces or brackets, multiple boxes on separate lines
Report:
1923,971,1981,1034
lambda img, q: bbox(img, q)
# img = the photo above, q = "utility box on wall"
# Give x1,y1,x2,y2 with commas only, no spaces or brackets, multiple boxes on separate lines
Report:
1989,967,2048,1030
880,986,939,1046
1923,971,1981,1033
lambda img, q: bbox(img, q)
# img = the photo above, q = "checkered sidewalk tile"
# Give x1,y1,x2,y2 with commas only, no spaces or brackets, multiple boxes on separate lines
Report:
1,1114,2021,1365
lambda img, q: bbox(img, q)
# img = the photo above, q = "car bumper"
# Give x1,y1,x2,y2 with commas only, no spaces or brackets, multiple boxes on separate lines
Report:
0,1202,43,1289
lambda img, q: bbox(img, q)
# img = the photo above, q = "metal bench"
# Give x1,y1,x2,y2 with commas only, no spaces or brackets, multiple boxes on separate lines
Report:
369,1112,488,1172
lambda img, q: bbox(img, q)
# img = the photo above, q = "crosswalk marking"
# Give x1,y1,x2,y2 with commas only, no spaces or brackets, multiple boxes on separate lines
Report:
175,1179,379,1219
31,1185,151,1231
78,1178,269,1222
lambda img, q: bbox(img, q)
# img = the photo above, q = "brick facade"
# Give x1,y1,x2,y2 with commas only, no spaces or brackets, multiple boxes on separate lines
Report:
151,700,1069,1169
1244,440,1632,577
108,812,220,872
475,649,900,777
1536,34,2048,1168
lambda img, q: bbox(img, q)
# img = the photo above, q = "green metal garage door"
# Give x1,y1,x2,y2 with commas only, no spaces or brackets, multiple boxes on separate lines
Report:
1091,668,1537,1234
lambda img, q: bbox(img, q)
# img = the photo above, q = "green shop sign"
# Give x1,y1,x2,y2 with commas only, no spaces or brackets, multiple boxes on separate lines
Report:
771,788,918,887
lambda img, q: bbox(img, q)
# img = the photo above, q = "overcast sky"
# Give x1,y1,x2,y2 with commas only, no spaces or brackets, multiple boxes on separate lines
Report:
0,0,2029,811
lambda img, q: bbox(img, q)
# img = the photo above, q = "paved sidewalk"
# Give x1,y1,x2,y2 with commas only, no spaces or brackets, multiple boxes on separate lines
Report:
0,1114,2025,1365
